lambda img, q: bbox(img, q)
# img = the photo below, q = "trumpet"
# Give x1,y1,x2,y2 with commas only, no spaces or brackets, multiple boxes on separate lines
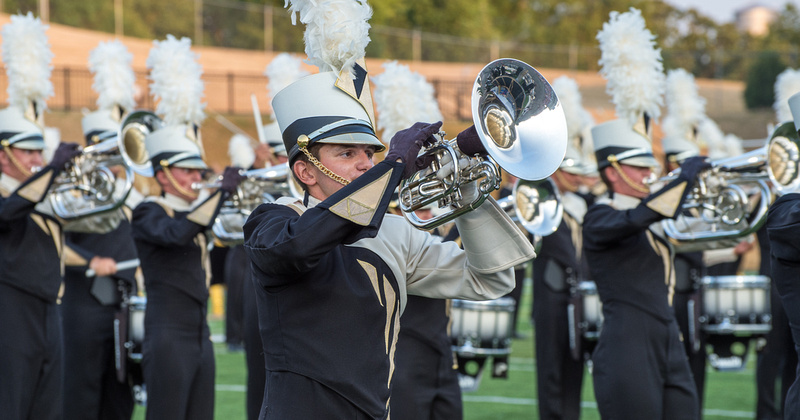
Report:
48,137,134,220
497,178,563,236
399,59,568,229
192,164,302,245
650,122,800,251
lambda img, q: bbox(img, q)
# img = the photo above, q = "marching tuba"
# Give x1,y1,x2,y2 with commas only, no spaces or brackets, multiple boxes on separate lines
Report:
399,59,568,229
653,121,800,252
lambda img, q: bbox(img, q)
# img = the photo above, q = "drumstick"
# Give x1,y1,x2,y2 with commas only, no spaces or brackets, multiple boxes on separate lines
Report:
86,258,141,278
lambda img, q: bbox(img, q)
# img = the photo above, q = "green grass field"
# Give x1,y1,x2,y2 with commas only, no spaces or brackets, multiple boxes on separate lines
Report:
132,278,761,419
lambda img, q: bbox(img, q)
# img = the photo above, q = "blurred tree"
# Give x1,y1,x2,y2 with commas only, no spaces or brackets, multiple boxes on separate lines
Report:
744,51,787,109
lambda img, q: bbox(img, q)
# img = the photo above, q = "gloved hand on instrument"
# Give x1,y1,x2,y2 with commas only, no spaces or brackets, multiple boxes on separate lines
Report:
385,121,443,179
677,156,712,182
220,166,246,194
48,142,82,172
454,125,488,157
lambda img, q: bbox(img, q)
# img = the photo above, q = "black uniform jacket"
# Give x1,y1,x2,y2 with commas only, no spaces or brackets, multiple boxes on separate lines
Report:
0,168,62,302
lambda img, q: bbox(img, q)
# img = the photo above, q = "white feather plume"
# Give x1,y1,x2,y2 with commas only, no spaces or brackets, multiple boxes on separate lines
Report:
372,61,443,143
265,53,309,101
698,117,727,159
596,7,665,125
228,133,255,168
2,12,53,113
774,68,800,123
89,40,136,112
662,68,706,142
285,0,372,78
723,133,744,157
146,35,205,126
551,76,594,142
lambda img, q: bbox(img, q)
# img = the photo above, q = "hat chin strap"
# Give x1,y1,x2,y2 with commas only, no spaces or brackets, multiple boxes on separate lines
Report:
609,156,650,194
3,146,33,178
162,166,199,200
298,144,350,187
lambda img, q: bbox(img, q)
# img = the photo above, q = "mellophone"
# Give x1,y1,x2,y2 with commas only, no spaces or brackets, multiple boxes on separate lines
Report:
449,297,516,392
569,275,772,370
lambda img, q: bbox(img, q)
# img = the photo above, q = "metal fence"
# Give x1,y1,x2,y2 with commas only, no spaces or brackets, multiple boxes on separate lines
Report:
0,66,476,120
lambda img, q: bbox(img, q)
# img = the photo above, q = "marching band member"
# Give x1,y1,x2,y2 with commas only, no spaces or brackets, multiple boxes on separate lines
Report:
583,8,708,419
660,68,709,417
0,13,84,420
531,75,593,420
231,52,305,420
61,40,140,420
131,35,244,420
372,60,463,420
758,71,800,420
766,91,800,420
242,1,535,417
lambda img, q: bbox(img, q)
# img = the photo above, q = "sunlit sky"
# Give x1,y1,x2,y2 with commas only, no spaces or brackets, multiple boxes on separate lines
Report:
664,0,800,23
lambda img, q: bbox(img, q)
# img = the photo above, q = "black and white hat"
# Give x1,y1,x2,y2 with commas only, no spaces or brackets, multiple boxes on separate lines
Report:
593,8,664,171
274,0,385,165
144,35,207,172
0,13,53,151
82,40,137,145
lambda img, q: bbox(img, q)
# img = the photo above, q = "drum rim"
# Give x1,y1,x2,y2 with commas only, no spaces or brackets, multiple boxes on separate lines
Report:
701,275,770,288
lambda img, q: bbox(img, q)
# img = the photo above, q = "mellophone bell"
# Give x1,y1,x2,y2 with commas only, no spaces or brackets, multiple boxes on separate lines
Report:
398,58,568,391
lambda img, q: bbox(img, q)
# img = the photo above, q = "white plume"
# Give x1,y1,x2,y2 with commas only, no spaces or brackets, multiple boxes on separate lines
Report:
146,35,205,126
285,0,372,78
551,76,594,142
774,68,800,123
265,53,310,101
698,117,727,159
596,8,665,125
2,12,53,113
724,133,744,157
662,68,706,141
372,61,443,143
89,40,136,112
228,133,255,168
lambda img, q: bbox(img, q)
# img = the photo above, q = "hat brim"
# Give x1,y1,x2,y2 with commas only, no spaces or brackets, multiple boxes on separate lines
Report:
171,157,208,170
316,132,386,152
619,155,658,168
11,139,45,150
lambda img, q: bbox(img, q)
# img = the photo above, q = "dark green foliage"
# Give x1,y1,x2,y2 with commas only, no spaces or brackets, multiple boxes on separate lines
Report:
744,51,786,109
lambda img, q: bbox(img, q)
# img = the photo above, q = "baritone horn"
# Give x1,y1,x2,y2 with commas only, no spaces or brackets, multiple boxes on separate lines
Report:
497,178,563,236
655,122,800,251
48,134,134,220
399,58,568,229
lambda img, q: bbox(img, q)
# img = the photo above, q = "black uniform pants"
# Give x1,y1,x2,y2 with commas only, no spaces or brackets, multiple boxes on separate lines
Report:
61,277,134,420
672,290,707,418
532,272,583,420
243,255,267,420
143,294,215,420
391,335,462,420
593,305,698,420
225,245,245,346
756,282,797,420
260,371,372,419
0,283,63,420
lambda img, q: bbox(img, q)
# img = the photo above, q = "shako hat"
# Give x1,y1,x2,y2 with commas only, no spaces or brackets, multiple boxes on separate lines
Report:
144,35,207,172
82,40,137,145
0,13,53,151
592,8,664,171
273,0,384,165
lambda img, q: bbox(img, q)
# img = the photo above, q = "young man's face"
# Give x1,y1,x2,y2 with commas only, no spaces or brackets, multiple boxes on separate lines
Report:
0,147,43,181
296,143,377,200
157,167,203,202
606,163,653,199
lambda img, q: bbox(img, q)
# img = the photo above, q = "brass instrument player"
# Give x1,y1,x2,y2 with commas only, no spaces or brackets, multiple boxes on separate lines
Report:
130,35,244,420
0,13,85,420
61,40,140,420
